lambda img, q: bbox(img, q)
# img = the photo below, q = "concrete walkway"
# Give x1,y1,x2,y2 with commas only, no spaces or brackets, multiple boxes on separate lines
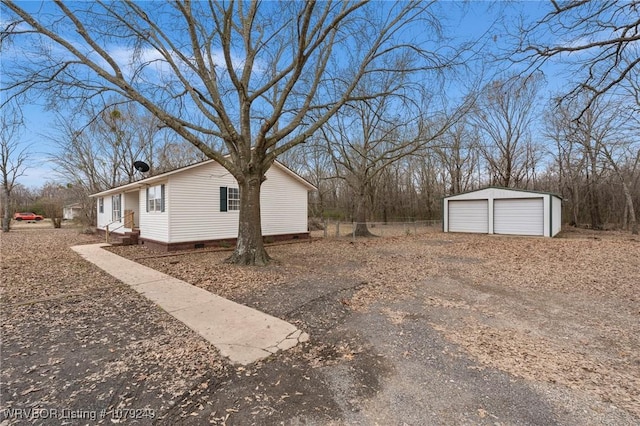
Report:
71,244,308,365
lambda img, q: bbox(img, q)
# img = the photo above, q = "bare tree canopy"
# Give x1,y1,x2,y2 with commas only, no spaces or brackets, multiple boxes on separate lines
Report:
517,1,640,114
433,118,480,195
48,99,205,225
0,104,30,232
51,100,204,191
320,77,469,236
1,0,457,264
470,73,543,188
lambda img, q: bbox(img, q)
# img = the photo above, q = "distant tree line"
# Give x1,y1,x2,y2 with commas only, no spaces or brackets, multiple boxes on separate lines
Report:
280,76,639,234
2,0,638,241
6,75,639,236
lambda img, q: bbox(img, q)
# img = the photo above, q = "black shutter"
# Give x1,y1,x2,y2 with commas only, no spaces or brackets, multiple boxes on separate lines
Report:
146,188,149,212
220,186,228,212
160,184,165,212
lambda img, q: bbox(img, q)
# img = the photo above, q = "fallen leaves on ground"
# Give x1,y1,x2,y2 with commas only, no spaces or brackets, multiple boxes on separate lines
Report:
110,227,640,417
3,225,639,419
1,228,228,423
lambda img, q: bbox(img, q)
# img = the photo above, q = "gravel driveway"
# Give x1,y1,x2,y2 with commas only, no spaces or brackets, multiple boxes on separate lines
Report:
2,226,639,425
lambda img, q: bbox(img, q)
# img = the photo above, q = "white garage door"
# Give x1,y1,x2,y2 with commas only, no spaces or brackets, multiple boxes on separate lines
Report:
448,200,489,233
494,198,544,236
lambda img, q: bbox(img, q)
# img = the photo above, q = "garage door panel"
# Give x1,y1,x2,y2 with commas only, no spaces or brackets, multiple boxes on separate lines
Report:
494,198,543,236
448,200,488,233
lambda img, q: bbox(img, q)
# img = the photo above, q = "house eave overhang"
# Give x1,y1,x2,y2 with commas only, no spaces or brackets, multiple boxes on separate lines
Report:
90,158,316,198
272,160,317,191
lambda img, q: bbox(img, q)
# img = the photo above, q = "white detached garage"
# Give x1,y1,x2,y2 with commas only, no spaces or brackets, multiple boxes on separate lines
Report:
443,187,562,237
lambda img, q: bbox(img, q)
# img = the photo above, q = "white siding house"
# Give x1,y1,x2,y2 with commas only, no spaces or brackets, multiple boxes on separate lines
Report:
63,203,83,220
443,187,562,237
91,160,315,250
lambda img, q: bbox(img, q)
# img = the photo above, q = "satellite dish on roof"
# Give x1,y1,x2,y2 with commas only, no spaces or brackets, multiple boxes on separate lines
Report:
133,161,150,173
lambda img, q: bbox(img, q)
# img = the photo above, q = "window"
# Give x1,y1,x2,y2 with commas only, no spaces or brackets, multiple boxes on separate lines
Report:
147,184,165,212
98,198,104,214
220,186,240,212
228,187,240,211
112,194,121,221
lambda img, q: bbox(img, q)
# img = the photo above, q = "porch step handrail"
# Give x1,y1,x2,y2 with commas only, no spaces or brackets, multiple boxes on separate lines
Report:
104,211,135,243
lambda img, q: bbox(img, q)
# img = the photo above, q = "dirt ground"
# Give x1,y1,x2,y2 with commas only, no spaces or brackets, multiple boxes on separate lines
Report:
1,224,639,425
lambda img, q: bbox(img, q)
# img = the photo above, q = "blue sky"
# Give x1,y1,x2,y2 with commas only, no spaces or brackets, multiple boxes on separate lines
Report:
5,1,564,189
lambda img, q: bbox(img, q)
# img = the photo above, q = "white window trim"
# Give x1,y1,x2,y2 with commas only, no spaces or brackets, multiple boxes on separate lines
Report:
147,184,164,213
228,187,240,211
112,195,121,221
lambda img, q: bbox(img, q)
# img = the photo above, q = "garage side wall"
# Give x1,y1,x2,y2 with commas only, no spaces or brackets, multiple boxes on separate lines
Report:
552,196,562,236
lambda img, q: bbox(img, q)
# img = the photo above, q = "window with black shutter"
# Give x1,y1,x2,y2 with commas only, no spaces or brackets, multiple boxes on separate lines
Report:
220,186,228,212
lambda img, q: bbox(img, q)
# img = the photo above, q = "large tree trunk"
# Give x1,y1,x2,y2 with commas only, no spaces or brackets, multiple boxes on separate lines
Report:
587,153,603,229
621,181,638,235
2,186,10,232
587,187,602,229
585,168,602,229
226,174,271,266
353,187,374,237
570,183,580,227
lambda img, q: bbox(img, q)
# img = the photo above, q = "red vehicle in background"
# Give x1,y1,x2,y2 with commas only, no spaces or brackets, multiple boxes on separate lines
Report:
13,212,44,221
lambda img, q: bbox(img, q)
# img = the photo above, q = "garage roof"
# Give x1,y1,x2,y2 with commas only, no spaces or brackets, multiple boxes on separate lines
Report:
443,186,562,200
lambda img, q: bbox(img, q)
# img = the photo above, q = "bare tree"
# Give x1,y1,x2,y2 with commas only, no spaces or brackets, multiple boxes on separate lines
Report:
601,142,639,235
320,76,460,237
52,119,114,194
2,1,452,264
54,103,160,182
38,182,68,228
376,156,440,221
8,183,36,213
546,94,638,231
518,1,640,116
596,97,640,235
413,153,447,219
0,104,30,232
154,140,207,174
471,74,543,188
566,101,610,230
434,119,480,195
52,100,206,194
99,107,143,185
51,101,177,224
544,102,585,226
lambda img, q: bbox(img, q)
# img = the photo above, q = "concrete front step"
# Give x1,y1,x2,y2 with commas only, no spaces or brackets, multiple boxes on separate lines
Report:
110,236,131,246
110,231,140,246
